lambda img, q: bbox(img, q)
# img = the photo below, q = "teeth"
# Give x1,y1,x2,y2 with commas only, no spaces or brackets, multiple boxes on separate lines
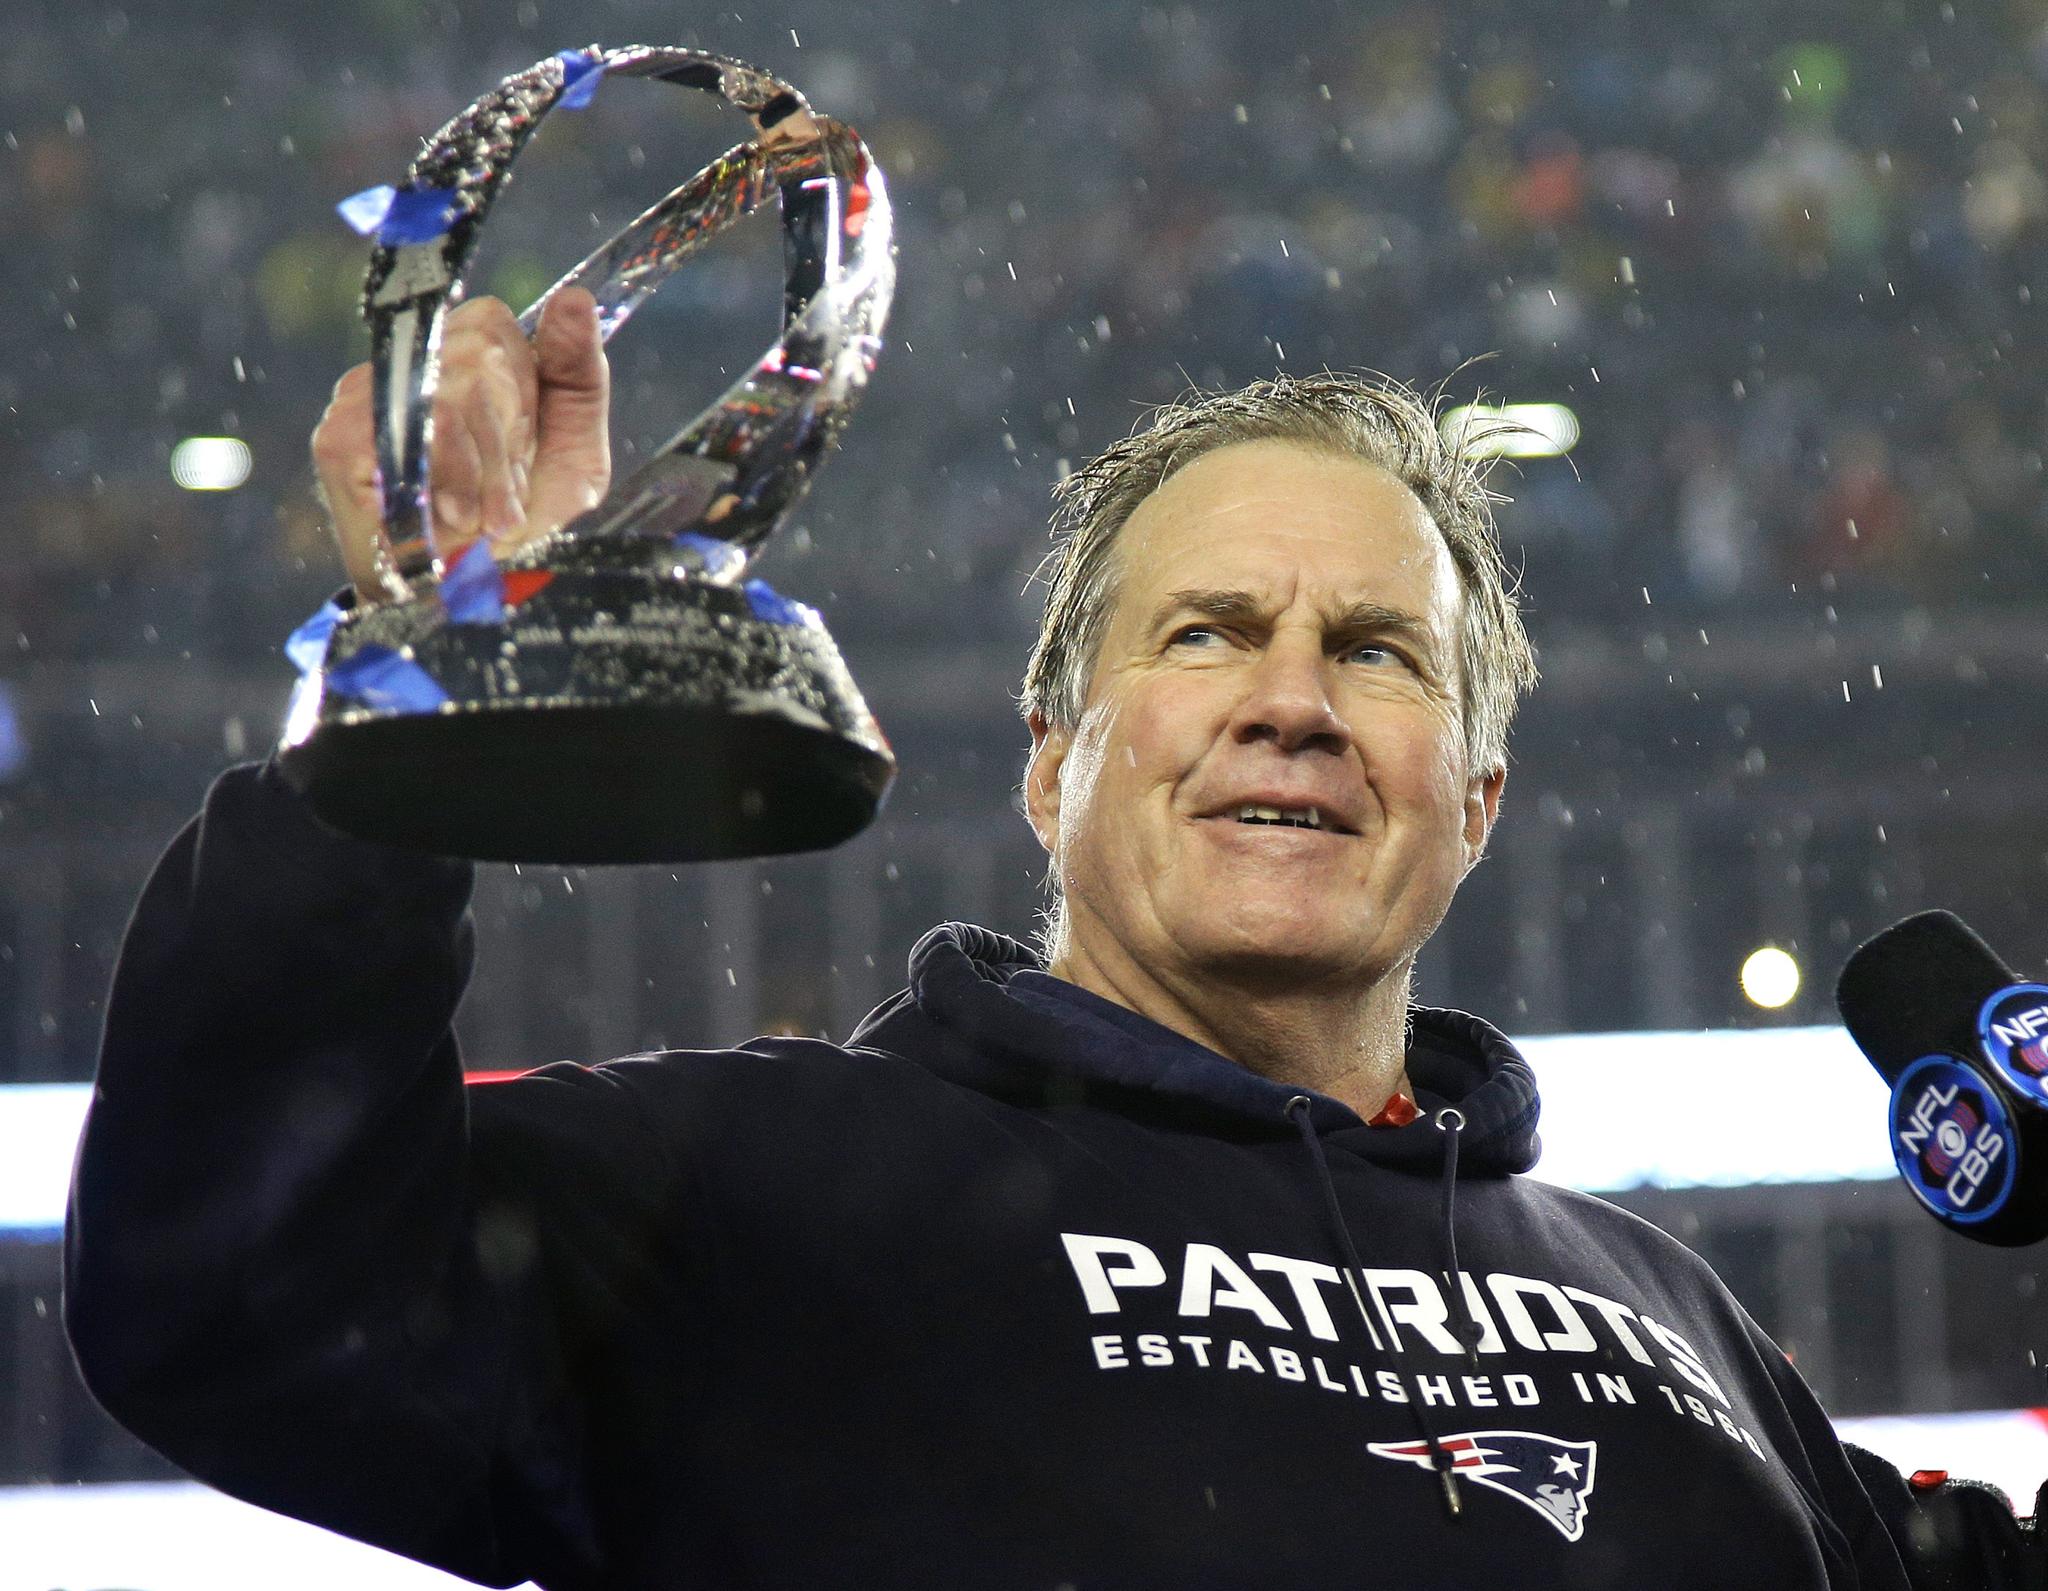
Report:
1236,804,1324,829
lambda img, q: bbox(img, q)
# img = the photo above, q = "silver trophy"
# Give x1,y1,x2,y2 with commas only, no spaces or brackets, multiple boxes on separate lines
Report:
277,46,896,864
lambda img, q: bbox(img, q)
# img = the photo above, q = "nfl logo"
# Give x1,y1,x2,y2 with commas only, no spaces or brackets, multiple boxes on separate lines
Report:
1917,1095,1979,1181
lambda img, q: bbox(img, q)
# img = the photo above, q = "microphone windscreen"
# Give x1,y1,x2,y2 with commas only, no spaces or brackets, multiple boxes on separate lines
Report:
1835,910,2017,1085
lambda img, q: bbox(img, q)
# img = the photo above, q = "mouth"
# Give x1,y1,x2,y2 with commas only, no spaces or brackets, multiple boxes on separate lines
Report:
1205,802,1359,837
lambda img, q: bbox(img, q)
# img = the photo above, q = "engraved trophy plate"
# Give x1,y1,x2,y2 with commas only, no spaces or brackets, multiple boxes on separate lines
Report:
277,46,896,865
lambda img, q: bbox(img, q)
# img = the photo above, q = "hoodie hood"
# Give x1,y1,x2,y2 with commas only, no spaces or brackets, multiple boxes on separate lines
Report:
849,921,1541,1177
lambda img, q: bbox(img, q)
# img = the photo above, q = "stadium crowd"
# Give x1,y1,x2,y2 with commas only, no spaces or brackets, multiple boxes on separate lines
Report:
3,0,2045,672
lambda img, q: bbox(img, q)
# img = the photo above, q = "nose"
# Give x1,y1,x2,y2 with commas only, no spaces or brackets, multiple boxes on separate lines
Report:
1228,630,1348,756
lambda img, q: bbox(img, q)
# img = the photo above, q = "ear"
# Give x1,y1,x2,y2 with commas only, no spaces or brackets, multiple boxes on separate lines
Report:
1462,765,1506,873
1024,711,1071,858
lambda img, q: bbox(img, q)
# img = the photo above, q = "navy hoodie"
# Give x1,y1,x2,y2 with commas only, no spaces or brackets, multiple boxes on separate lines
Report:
65,760,1912,1589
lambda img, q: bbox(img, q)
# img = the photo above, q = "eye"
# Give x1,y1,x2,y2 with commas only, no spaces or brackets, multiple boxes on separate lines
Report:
1343,641,1409,668
1168,623,1229,648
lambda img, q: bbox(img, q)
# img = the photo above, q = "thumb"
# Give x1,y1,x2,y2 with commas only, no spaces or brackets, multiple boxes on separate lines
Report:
523,286,611,536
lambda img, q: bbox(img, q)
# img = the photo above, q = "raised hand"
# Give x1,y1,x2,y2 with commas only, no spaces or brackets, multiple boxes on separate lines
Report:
310,288,611,603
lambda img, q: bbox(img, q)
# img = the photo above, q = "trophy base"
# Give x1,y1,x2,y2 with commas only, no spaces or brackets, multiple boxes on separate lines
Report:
276,568,895,865
283,698,891,864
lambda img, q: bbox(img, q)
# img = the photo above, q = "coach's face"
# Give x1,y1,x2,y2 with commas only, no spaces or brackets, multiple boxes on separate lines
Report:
1026,439,1503,995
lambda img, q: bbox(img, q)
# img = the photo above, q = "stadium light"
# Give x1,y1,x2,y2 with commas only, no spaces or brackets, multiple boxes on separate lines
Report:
169,436,253,491
1740,946,1802,1010
1439,402,1581,459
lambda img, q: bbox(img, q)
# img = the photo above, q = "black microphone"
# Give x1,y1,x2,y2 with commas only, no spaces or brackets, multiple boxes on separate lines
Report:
1835,910,2048,1247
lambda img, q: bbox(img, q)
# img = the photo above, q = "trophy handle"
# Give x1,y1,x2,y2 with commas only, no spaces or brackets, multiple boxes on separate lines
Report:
357,46,894,598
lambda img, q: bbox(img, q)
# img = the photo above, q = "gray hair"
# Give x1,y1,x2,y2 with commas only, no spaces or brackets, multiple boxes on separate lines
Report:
1019,370,1541,955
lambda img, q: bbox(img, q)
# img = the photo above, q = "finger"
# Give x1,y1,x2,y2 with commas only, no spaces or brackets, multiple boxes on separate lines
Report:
525,287,611,534
468,347,528,539
440,299,538,541
445,294,540,429
444,291,527,353
309,363,394,602
427,401,486,551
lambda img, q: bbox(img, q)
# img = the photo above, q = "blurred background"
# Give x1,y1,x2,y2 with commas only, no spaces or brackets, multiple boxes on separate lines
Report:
5,0,2048,1572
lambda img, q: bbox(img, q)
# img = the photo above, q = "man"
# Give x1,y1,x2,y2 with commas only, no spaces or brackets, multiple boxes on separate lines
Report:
62,290,1978,1587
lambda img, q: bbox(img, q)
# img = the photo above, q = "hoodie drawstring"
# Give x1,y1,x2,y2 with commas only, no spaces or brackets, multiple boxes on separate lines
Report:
1285,1094,1465,1521
1435,1107,1484,1369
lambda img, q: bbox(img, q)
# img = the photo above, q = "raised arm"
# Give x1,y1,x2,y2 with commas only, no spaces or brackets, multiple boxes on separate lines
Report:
62,293,697,1586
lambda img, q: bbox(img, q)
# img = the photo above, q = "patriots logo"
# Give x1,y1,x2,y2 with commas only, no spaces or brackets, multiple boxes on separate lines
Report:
1367,1430,1598,1541
2015,1033,2048,1078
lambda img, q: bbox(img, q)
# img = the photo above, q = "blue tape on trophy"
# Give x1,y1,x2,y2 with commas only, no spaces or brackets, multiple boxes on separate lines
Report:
743,579,820,629
281,670,323,748
673,531,749,581
285,598,345,674
439,538,507,624
336,184,397,236
556,49,607,109
337,182,463,245
378,183,465,245
326,645,452,712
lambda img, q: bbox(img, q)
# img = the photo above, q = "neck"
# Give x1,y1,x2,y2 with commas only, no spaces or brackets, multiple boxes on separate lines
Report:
1046,928,1414,1120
